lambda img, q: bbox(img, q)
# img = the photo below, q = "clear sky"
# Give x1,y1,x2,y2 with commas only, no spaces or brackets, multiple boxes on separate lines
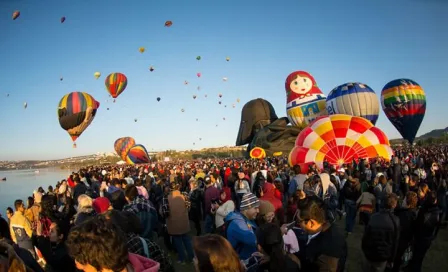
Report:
1,0,447,161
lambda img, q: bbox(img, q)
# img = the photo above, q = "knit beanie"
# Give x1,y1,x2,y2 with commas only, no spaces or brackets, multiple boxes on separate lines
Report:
92,197,111,214
240,192,260,211
258,200,275,216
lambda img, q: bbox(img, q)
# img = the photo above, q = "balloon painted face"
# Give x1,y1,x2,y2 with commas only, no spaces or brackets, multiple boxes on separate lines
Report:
290,75,313,95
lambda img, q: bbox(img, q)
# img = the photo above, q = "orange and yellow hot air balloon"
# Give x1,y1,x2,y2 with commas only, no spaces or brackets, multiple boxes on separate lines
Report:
250,147,266,159
105,73,127,99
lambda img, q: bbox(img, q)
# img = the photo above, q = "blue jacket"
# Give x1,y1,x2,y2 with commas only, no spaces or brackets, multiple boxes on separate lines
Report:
224,211,257,260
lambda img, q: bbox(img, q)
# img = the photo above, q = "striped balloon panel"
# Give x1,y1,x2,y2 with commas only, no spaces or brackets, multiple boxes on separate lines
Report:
287,99,327,128
58,92,99,115
289,114,393,173
105,73,128,98
114,137,136,161
326,82,379,125
126,144,150,165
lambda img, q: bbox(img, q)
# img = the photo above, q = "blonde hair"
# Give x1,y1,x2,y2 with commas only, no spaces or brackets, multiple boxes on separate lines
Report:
77,194,93,209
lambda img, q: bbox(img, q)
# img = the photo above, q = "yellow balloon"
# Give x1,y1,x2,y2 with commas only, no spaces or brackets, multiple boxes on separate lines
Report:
139,47,145,53
94,72,101,79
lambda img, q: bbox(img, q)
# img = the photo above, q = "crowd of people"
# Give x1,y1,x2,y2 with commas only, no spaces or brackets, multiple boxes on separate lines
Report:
0,145,447,272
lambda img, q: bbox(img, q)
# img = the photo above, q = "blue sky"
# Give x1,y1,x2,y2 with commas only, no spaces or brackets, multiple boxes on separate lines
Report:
0,0,447,160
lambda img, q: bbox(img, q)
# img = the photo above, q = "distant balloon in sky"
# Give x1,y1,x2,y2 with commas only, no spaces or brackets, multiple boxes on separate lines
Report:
223,77,228,82
149,66,154,72
184,81,189,85
193,95,197,99
181,108,185,112
12,11,20,20
165,20,173,27
219,93,222,98
196,56,201,61
139,47,145,53
61,17,66,23
60,77,63,81
226,57,230,61
24,102,27,109
134,118,137,122
197,72,201,78
94,72,101,79
157,97,161,102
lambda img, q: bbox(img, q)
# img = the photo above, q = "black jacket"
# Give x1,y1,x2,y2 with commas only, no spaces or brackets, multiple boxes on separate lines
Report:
73,182,87,205
414,205,441,240
362,210,400,262
301,223,347,272
37,236,76,272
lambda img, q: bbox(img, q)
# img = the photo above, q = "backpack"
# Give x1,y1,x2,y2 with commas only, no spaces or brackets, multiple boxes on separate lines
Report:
323,191,338,224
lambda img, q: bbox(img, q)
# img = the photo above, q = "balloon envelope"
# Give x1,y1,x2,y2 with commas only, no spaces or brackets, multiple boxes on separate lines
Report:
326,82,380,125
114,137,136,161
126,144,150,165
57,92,100,143
94,72,101,79
12,11,20,20
105,73,127,99
289,114,393,173
381,79,426,144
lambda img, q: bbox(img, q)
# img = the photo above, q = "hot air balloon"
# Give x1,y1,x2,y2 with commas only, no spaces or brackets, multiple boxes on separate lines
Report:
285,71,327,128
165,20,173,27
226,57,230,61
60,77,63,81
197,86,201,91
250,147,266,159
196,118,199,121
196,56,201,61
219,101,222,105
24,102,27,109
223,117,226,120
126,144,150,165
381,79,426,144
197,72,201,78
105,73,127,99
139,47,145,53
289,114,393,173
107,108,109,110
134,118,138,122
184,81,189,85
237,98,240,103
114,137,136,161
149,66,154,72
12,11,20,20
232,104,235,108
157,97,161,102
193,95,197,99
199,138,202,140
326,82,380,125
223,77,228,82
60,17,66,23
181,108,185,112
57,92,100,147
204,94,208,98
219,93,222,98
94,72,101,79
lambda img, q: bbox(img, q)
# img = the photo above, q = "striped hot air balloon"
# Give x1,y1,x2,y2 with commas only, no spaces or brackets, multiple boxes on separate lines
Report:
381,79,426,144
126,144,150,165
326,82,380,125
57,92,100,147
114,137,136,161
105,73,128,99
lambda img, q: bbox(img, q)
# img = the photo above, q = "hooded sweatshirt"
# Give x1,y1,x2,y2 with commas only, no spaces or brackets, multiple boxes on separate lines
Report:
128,253,160,272
224,211,258,260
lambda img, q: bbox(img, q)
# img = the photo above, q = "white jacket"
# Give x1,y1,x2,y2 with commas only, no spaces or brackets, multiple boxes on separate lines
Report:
215,200,235,228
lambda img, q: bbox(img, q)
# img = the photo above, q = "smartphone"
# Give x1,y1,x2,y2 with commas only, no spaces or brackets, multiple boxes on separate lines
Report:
244,255,261,270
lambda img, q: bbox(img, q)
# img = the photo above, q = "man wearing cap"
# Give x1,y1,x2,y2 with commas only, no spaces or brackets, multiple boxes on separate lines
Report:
224,192,260,260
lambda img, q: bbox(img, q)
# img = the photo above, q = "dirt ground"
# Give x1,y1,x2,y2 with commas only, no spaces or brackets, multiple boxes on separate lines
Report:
161,219,448,272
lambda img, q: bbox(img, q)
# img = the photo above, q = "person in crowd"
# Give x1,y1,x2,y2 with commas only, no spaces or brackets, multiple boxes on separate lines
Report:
28,191,42,233
296,194,347,271
103,178,127,210
356,185,376,227
73,194,96,226
5,207,13,224
92,196,113,214
9,199,35,258
1,215,43,272
203,175,220,234
72,176,87,206
224,192,260,260
392,191,418,272
234,169,251,209
255,200,276,228
214,187,235,234
409,191,442,272
362,193,400,272
135,178,150,200
256,223,301,271
193,234,245,272
36,218,76,272
162,181,194,264
66,216,160,272
342,175,362,235
260,182,285,224
189,179,204,236
124,184,158,240
103,210,174,272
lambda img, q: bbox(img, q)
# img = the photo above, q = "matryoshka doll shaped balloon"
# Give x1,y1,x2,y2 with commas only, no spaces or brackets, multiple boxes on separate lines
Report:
285,71,327,128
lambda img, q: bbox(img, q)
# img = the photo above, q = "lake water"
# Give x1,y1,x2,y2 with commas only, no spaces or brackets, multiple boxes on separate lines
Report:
0,168,73,214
